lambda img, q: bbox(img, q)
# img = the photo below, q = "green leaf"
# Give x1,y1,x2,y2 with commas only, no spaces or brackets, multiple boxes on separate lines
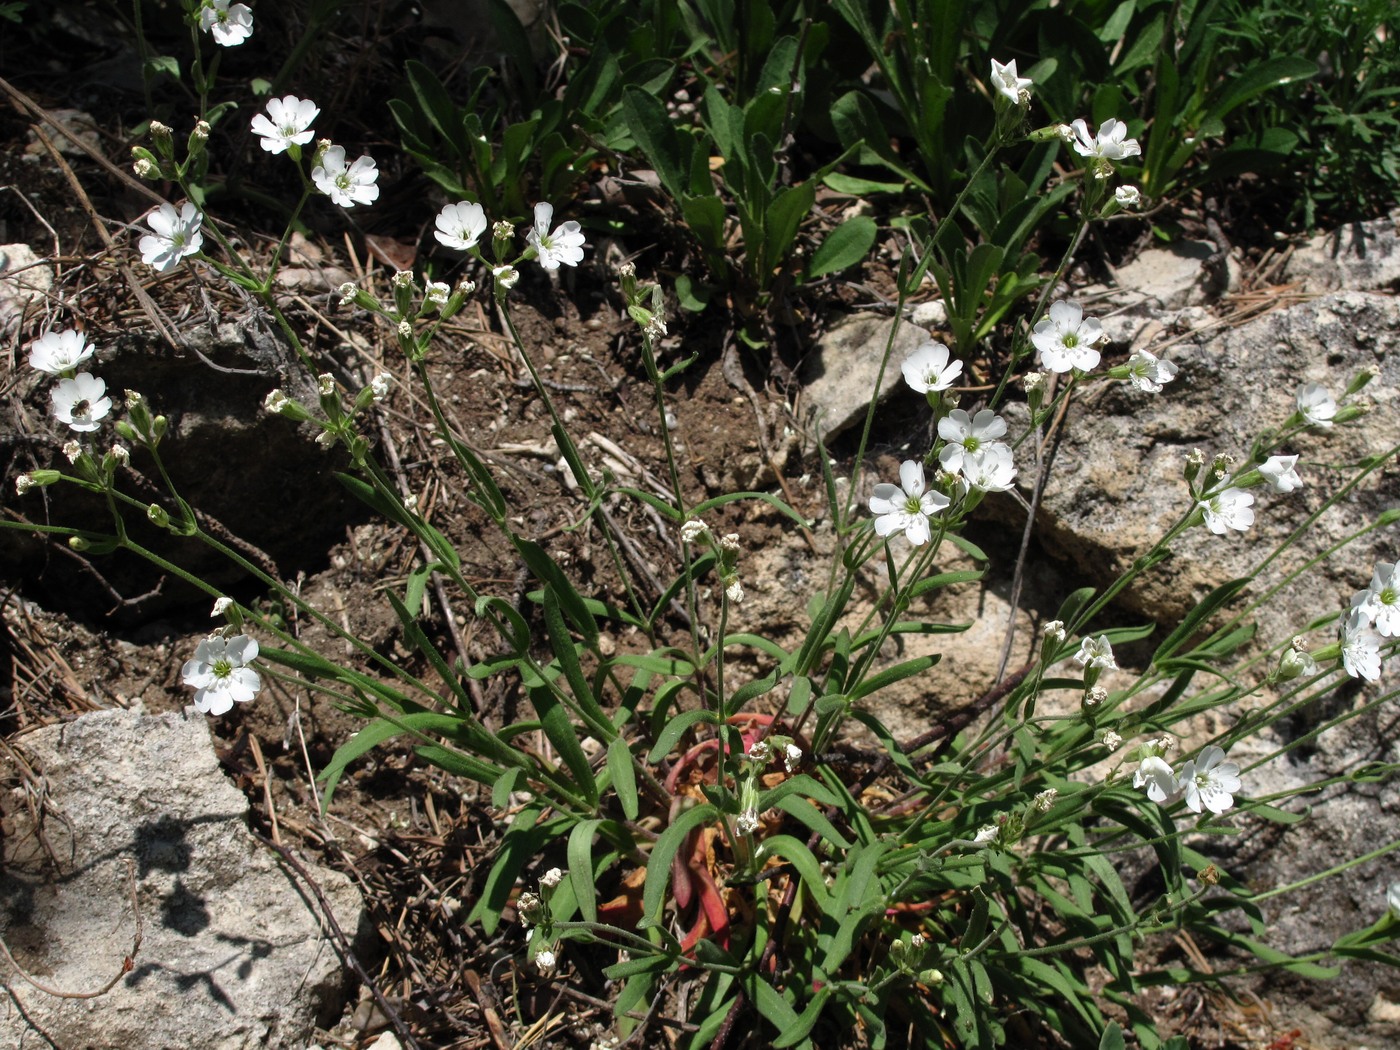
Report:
468,806,571,935
568,819,603,921
1204,57,1317,123
1153,577,1249,663
822,172,907,195
847,654,939,703
543,584,607,726
1099,1021,1127,1050
642,803,719,925
527,681,598,805
776,794,852,849
763,181,817,275
143,54,179,80
622,87,687,200
757,773,840,811
808,215,877,278
756,835,830,907
608,737,639,821
647,709,719,762
491,766,522,810
749,974,799,1032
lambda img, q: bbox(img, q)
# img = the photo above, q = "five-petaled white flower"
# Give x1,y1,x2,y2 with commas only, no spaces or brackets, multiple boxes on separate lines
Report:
989,59,1032,105
959,444,1017,494
312,146,380,207
1352,562,1400,637
868,460,950,547
435,201,489,252
902,340,963,394
1198,487,1254,535
526,202,586,270
199,0,253,46
50,372,112,433
181,633,262,715
1074,635,1116,670
937,408,1010,475
1070,118,1141,161
1115,185,1141,208
1124,348,1178,392
1341,608,1384,681
139,202,204,272
1133,756,1178,804
28,330,95,375
1031,300,1103,373
250,95,319,154
1296,382,1337,428
1177,746,1241,815
1259,454,1303,493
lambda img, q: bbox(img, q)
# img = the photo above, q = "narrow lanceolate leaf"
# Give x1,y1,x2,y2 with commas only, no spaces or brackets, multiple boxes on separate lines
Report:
641,804,719,927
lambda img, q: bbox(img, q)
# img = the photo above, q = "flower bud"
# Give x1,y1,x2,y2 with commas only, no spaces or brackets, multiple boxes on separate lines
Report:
187,120,210,159
1184,448,1204,484
491,219,515,261
147,503,170,527
1040,619,1066,663
149,120,174,158
1277,639,1318,681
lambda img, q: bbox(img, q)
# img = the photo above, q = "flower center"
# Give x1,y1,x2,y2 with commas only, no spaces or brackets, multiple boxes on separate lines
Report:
964,437,981,453
1062,333,1078,348
72,399,90,417
336,173,352,189
213,658,233,680
903,496,922,515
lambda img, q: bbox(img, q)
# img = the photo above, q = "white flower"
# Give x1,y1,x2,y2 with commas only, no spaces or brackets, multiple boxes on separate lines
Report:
989,59,1032,105
62,440,83,463
868,460,950,547
1296,382,1337,428
783,743,802,772
250,95,319,154
680,519,707,544
434,201,488,252
211,596,234,617
424,281,450,307
1341,608,1383,681
50,372,113,433
746,740,772,763
1101,730,1123,751
493,265,520,291
539,867,565,889
1074,635,1116,670
15,474,34,495
312,146,380,207
1198,487,1255,535
198,0,253,46
1258,454,1303,493
1033,788,1058,812
370,373,392,401
181,633,262,716
139,202,204,272
28,330,95,375
720,533,741,553
1352,562,1400,637
526,202,586,270
959,444,1017,493
108,444,130,466
264,389,291,414
736,809,760,834
1070,118,1141,161
534,949,557,976
1032,300,1103,373
1084,685,1108,707
937,408,1009,475
1124,348,1178,392
1177,746,1241,815
901,340,963,394
972,825,999,846
1133,756,1179,804
725,579,745,604
1054,124,1076,144
1115,185,1141,207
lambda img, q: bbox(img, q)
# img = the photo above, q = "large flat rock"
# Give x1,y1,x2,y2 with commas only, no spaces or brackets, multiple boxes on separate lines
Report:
0,709,365,1049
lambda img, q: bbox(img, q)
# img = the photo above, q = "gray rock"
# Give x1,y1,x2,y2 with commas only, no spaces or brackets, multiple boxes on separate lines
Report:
0,243,53,335
0,709,366,1050
1286,210,1400,293
1085,241,1230,349
801,315,928,444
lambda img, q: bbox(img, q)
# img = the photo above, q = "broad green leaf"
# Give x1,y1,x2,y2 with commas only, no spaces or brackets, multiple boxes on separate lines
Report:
647,709,719,762
607,737,639,821
808,215,877,278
